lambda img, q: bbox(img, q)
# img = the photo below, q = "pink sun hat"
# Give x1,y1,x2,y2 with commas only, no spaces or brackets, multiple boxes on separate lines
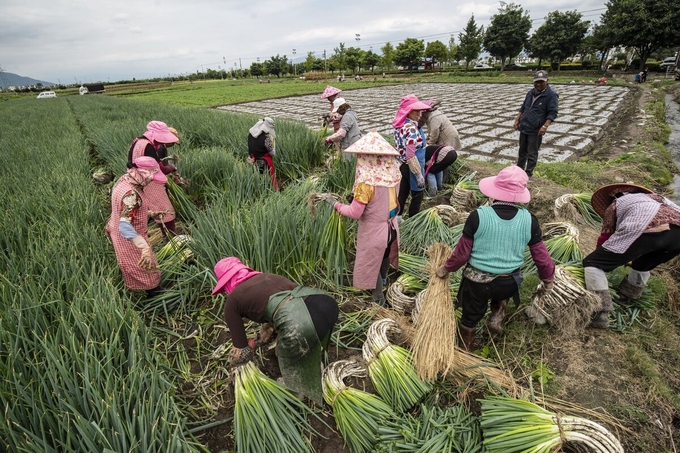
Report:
321,85,342,99
143,120,181,145
211,257,261,295
134,156,167,184
478,166,531,203
392,94,431,128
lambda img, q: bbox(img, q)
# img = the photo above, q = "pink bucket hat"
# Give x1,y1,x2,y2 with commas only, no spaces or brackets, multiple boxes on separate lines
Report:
211,257,261,295
143,121,181,145
321,85,342,99
478,166,531,203
392,94,431,128
134,156,167,183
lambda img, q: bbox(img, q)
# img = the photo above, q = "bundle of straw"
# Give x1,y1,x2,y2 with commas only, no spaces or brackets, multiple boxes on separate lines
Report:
362,318,431,413
322,360,395,453
527,265,601,334
410,243,458,381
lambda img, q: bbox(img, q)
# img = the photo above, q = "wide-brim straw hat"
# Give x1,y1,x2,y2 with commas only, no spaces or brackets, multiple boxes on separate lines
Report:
591,183,653,217
343,130,400,156
478,165,530,203
321,85,342,99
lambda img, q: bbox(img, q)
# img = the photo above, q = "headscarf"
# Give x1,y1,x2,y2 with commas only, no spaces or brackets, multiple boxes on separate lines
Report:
126,167,156,187
249,117,276,139
211,257,262,295
354,154,402,190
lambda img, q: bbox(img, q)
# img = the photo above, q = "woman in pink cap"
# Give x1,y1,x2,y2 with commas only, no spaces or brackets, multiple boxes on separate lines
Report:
320,85,343,134
436,166,555,351
211,257,338,404
106,156,168,297
127,121,181,238
325,131,402,305
392,94,430,219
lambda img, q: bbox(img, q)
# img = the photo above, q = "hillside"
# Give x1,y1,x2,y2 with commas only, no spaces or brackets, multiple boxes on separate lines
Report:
0,71,55,88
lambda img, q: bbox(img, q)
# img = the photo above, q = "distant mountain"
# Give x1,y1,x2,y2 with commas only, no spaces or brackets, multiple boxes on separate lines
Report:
0,72,55,89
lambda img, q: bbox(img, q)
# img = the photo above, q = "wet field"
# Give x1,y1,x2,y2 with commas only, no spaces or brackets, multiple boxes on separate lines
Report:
218,83,630,165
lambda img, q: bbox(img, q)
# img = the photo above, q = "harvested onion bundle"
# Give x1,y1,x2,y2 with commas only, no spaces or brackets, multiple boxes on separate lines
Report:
233,362,319,453
450,172,482,211
554,193,602,227
481,396,624,453
399,206,464,255
322,360,395,453
362,318,431,413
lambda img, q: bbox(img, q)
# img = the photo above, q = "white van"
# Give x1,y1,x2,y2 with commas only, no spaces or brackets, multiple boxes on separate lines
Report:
36,91,57,99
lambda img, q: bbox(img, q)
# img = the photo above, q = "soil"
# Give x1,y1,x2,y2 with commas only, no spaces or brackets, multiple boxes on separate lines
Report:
197,81,680,453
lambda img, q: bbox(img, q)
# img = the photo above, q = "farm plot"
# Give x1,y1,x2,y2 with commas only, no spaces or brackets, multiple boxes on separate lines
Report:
218,83,630,165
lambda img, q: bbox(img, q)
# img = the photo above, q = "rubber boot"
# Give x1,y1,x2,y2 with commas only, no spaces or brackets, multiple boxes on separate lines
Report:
589,289,613,329
372,273,387,307
617,279,644,306
458,325,476,352
487,299,508,335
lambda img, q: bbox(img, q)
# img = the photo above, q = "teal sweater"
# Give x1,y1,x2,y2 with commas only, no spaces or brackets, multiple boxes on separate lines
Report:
469,206,531,274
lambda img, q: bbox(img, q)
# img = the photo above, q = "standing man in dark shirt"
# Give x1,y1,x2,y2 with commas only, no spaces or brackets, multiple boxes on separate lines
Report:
211,257,339,404
513,70,559,177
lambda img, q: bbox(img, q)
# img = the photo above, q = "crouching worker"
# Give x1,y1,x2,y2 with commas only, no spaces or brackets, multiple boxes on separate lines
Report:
247,117,279,190
435,166,555,351
106,156,167,297
584,183,680,328
212,257,339,404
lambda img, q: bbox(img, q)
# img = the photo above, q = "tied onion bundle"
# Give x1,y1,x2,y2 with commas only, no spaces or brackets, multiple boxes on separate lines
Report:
156,234,194,269
554,193,602,227
523,225,582,276
399,206,464,256
233,362,321,453
362,318,431,413
386,280,417,314
480,396,624,453
527,265,601,334
450,172,482,212
322,360,395,453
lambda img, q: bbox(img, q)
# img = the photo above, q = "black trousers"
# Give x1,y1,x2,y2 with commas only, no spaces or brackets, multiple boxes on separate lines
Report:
517,133,542,177
582,225,680,272
304,294,339,342
425,145,458,175
457,275,518,328
397,163,424,217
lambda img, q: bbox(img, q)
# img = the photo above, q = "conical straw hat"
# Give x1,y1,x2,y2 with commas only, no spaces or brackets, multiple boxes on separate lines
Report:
343,130,400,156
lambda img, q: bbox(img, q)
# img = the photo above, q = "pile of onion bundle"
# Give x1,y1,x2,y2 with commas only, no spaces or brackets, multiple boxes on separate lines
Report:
362,318,431,413
526,265,601,334
322,360,395,453
386,280,417,314
233,362,321,453
450,172,482,212
400,206,464,255
156,234,194,270
554,193,602,227
522,226,583,276
411,243,458,381
480,396,624,453
376,404,484,452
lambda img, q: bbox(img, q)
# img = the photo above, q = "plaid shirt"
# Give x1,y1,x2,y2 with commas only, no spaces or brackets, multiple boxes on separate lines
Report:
602,193,680,253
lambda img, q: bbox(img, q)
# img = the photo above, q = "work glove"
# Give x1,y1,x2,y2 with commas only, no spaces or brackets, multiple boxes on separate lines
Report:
131,235,155,270
324,194,338,208
228,345,255,367
248,323,276,349
325,138,334,146
436,265,450,279
406,156,424,188
535,280,554,299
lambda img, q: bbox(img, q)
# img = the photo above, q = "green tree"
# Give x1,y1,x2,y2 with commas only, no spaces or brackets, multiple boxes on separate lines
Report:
483,3,531,70
394,38,425,71
345,47,365,73
304,52,317,72
425,40,449,68
598,0,680,70
458,15,484,70
363,50,381,73
447,35,459,65
250,62,264,77
381,42,395,71
527,11,589,70
333,43,347,72
264,54,287,77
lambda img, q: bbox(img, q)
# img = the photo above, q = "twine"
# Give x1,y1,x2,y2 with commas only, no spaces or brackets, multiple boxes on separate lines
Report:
330,385,350,408
365,343,392,368
555,412,567,445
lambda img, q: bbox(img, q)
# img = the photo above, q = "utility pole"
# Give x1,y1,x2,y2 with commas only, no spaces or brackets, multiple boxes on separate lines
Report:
324,50,327,74
292,49,297,76
0,65,10,90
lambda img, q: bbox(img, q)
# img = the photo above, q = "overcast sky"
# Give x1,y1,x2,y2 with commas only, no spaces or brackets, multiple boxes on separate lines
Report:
0,0,608,84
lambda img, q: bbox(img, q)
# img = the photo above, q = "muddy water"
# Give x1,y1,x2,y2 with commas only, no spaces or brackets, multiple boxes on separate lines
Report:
666,94,680,203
